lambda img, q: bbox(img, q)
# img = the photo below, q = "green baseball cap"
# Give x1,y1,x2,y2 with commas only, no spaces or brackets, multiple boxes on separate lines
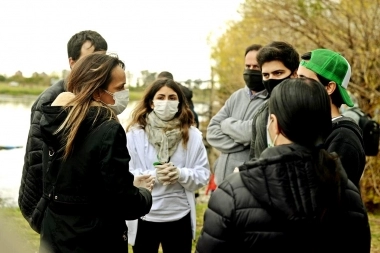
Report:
300,49,354,107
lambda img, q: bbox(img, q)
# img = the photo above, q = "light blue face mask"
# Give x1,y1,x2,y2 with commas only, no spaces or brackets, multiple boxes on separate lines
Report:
102,89,129,115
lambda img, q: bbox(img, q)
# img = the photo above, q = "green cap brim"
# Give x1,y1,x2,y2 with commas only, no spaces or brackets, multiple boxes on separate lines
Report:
337,84,354,107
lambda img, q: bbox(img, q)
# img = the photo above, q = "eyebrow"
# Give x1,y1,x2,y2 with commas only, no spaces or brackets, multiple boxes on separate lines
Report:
271,69,286,73
156,93,177,96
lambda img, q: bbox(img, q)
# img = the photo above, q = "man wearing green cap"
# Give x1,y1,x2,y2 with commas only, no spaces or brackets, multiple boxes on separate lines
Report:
297,49,365,188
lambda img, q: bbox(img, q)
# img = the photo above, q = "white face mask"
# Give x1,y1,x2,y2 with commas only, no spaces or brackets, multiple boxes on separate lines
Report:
102,89,129,115
153,100,179,121
266,116,279,147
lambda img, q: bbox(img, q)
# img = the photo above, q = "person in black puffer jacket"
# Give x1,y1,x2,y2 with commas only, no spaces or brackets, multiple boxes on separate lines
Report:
18,30,108,226
196,78,371,253
39,53,153,253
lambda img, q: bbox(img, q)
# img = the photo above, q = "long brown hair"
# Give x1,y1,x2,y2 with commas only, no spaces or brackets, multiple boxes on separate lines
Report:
127,78,194,147
56,52,125,160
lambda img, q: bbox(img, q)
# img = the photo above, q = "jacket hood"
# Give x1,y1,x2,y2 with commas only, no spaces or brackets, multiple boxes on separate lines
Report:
40,103,114,151
239,143,347,222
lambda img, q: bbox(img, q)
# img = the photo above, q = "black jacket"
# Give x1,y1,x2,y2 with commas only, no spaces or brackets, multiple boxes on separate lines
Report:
250,113,366,188
326,117,365,188
39,104,152,253
196,144,371,253
249,100,268,159
19,80,65,221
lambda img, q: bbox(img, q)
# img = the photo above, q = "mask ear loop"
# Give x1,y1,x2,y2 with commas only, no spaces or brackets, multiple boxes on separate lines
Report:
273,134,279,146
272,119,281,146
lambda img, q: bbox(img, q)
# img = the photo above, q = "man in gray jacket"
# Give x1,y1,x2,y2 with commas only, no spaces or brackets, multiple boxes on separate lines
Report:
207,44,267,185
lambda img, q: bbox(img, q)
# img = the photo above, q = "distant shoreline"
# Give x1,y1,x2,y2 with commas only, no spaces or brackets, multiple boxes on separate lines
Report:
0,85,144,101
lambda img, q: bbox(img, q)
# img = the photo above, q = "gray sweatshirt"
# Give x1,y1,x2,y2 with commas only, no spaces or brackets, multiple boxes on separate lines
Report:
207,87,266,185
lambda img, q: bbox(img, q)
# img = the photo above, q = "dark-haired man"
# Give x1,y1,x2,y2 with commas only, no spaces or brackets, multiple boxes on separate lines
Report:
297,49,365,188
207,44,267,185
19,30,108,225
249,41,299,159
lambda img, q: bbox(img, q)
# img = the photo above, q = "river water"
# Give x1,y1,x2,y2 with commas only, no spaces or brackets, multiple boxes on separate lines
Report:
0,94,209,207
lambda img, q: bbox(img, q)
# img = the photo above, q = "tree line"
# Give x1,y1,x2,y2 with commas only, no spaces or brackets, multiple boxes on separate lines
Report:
209,0,380,211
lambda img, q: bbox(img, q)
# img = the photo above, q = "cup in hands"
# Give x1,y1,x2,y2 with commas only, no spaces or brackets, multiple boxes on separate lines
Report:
134,174,155,192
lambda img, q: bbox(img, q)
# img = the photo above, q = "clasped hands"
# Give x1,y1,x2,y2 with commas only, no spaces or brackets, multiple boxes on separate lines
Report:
155,162,180,186
134,174,155,192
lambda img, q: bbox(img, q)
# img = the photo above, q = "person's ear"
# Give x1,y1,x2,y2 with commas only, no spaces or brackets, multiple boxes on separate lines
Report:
271,114,281,135
69,57,76,69
325,82,337,95
92,88,101,101
290,69,298,78
150,100,154,109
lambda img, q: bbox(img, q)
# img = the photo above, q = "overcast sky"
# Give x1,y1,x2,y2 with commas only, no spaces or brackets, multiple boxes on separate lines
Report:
0,0,243,83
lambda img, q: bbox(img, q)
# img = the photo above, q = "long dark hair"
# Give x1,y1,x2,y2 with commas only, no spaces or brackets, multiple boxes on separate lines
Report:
127,78,194,147
270,77,343,211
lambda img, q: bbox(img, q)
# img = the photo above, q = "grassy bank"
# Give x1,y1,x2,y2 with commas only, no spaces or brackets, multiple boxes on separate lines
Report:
0,83,211,103
0,83,47,96
0,202,208,253
1,203,379,252
0,83,143,101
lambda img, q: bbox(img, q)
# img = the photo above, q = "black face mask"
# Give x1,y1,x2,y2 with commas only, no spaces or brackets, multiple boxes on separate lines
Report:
262,74,292,96
243,69,264,92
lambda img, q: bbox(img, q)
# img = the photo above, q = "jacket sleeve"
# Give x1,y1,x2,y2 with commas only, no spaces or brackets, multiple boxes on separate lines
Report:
178,129,210,192
126,130,158,178
206,96,245,153
196,181,235,253
220,117,253,146
326,128,365,187
99,124,152,220
249,102,268,159
18,97,44,221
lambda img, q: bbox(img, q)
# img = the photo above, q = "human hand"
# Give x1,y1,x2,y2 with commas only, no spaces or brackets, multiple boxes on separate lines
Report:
156,163,180,186
155,163,170,184
134,174,155,192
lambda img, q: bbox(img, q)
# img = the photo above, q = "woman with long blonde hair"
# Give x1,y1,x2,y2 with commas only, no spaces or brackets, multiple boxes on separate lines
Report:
126,78,210,253
39,53,153,253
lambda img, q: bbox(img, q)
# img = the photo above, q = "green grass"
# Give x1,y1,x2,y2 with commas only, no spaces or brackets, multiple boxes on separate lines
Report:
1,203,380,252
0,83,210,103
0,201,208,253
0,82,142,101
370,213,380,253
0,82,48,96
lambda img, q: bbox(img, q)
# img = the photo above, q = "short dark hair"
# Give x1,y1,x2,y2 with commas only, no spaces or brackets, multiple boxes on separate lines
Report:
257,41,299,73
245,44,262,56
301,52,344,108
157,71,174,80
270,77,332,147
67,30,108,61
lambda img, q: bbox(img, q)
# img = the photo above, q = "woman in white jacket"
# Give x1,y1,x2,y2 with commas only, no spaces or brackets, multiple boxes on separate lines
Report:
125,78,210,253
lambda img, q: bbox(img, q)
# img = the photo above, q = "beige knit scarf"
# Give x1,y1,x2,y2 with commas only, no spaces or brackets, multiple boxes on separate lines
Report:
146,112,182,163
